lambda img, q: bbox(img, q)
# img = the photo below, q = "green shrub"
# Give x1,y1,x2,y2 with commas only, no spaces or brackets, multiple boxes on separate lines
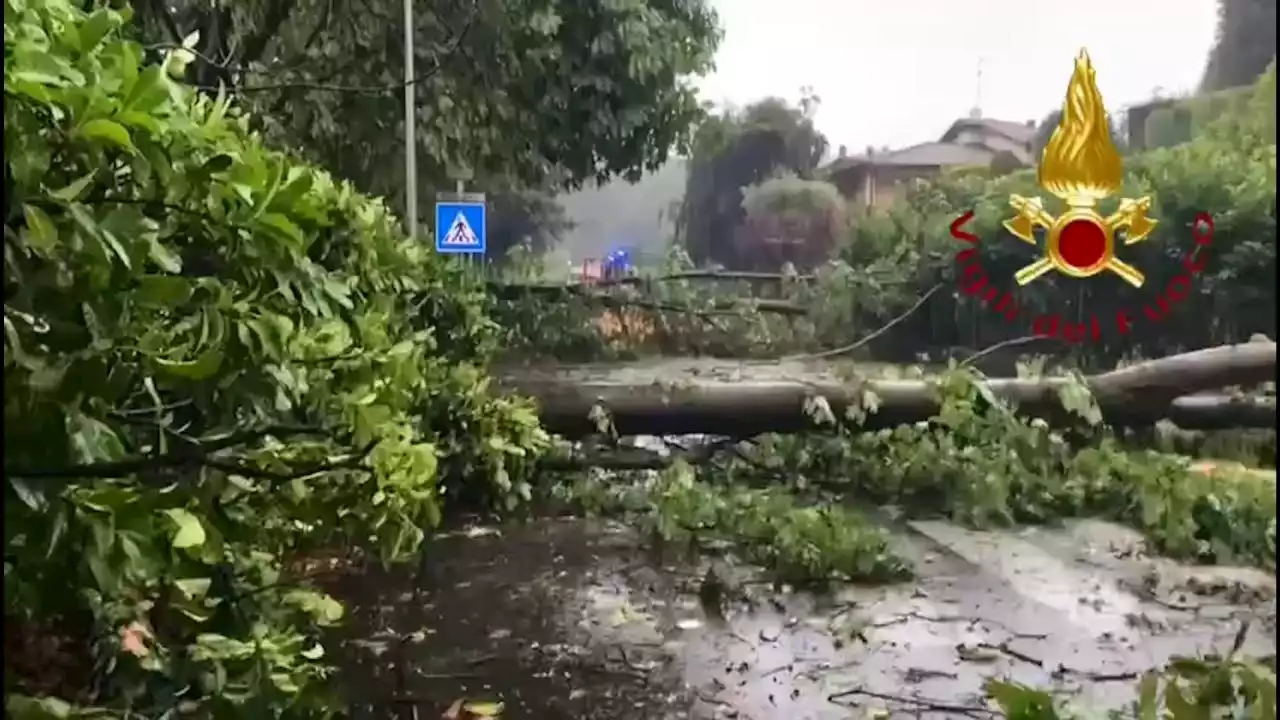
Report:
4,1,547,716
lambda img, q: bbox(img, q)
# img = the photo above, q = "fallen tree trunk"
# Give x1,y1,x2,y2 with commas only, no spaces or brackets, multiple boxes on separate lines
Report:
501,343,1277,438
489,270,828,296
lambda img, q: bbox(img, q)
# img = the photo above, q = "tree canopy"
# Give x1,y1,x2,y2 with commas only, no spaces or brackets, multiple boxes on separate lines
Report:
675,93,831,268
1201,0,1278,92
131,0,722,198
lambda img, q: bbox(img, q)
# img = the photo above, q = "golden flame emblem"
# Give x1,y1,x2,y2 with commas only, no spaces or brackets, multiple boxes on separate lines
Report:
1005,50,1158,287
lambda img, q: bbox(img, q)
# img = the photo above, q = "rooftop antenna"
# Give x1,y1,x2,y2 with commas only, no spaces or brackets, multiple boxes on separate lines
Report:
969,56,984,119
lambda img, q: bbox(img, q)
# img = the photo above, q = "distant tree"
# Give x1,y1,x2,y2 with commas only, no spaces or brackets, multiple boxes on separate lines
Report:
1031,110,1061,161
676,92,830,268
988,150,1025,176
1201,0,1278,92
486,187,574,260
736,175,845,270
1031,109,1126,160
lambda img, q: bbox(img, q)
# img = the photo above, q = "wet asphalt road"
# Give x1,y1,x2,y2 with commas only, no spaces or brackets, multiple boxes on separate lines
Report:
328,515,1275,720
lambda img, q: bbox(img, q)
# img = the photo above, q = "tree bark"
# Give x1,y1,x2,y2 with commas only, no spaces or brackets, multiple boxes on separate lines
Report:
500,342,1277,438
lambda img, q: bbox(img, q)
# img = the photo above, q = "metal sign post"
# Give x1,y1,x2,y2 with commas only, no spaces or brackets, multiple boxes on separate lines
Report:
402,0,417,238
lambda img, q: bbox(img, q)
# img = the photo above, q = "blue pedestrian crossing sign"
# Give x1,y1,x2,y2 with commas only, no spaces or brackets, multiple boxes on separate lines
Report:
434,200,487,254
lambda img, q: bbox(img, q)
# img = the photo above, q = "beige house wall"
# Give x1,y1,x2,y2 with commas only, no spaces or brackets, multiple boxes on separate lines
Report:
832,164,946,212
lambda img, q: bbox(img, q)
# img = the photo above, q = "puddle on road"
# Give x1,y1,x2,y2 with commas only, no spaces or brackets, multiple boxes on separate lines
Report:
327,517,1275,720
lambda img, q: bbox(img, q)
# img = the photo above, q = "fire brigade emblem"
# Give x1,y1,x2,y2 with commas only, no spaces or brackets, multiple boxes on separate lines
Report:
1004,50,1159,288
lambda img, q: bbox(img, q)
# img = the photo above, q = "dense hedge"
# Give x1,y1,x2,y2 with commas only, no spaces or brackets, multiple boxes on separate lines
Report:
848,66,1276,366
4,2,546,716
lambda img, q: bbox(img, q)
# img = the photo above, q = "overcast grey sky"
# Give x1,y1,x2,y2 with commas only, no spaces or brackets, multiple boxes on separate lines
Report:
696,0,1219,152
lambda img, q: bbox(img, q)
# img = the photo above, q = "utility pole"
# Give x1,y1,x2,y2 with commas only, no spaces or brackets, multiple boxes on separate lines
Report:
402,0,417,238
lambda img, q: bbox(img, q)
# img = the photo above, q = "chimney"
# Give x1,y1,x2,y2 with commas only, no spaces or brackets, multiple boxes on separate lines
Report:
865,145,875,157
838,145,847,158
1025,119,1035,128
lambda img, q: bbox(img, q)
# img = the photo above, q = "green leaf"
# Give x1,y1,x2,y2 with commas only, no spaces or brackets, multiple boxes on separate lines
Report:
67,412,127,463
1137,672,1159,720
123,65,169,114
134,275,193,307
50,172,97,202
8,477,48,511
1163,680,1200,719
193,633,256,661
154,310,226,380
78,8,117,53
117,110,163,134
77,118,135,151
258,213,304,245
147,238,183,273
165,509,207,549
283,589,345,625
462,701,504,717
5,694,74,719
174,577,213,599
163,32,201,79
272,170,315,210
68,199,134,268
9,50,82,89
322,278,354,309
300,643,325,660
46,509,67,559
99,206,158,268
270,672,300,694
155,345,224,380
984,679,1056,719
21,204,58,251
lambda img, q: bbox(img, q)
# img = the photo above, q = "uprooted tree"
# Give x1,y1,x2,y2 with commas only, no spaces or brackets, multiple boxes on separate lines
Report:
507,342,1277,439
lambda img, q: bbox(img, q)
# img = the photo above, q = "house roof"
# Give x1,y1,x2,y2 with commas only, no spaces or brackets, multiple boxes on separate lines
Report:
940,117,1036,145
822,115,1038,176
824,141,997,174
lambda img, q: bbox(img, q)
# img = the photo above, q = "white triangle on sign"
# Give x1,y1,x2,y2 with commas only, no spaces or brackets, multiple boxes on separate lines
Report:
442,212,480,246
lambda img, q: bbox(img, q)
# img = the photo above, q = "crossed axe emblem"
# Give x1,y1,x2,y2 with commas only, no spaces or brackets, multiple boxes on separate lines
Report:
1004,194,1158,288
